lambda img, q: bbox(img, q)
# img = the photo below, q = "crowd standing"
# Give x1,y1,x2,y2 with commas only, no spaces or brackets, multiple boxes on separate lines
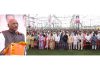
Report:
26,30,100,50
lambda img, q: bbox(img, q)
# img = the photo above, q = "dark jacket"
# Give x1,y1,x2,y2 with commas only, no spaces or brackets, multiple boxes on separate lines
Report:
2,30,25,48
91,35,97,45
62,35,68,43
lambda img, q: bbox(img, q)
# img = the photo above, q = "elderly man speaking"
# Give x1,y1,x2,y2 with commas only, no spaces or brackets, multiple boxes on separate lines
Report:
0,18,25,55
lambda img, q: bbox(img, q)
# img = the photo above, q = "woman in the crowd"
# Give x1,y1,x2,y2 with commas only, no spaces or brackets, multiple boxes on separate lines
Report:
26,32,31,49
39,33,44,50
68,33,73,50
49,33,55,50
82,31,87,49
43,33,46,49
97,31,100,50
45,33,49,50
30,34,34,49
33,33,39,49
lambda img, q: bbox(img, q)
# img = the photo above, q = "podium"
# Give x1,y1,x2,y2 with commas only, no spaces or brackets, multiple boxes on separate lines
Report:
3,42,27,55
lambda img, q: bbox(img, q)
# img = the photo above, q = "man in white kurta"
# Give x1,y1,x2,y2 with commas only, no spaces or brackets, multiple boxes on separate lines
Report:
73,34,78,50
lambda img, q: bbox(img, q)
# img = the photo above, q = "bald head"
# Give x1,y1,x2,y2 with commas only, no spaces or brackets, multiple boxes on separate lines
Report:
8,19,17,24
8,19,18,32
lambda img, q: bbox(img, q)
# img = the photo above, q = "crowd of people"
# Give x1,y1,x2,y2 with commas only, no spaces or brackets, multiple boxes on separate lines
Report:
26,29,100,50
